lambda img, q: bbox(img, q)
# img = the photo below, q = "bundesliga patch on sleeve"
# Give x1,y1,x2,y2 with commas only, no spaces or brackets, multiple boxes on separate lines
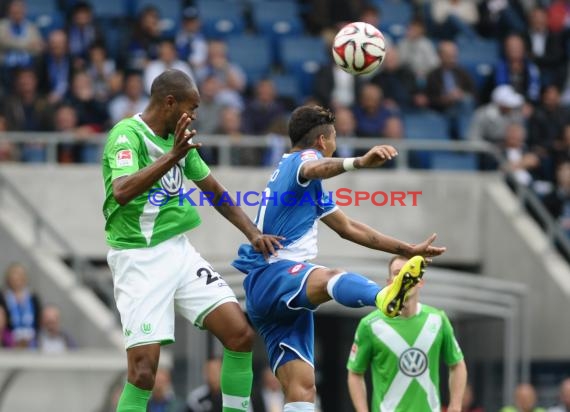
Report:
116,149,133,167
301,150,318,161
349,343,358,361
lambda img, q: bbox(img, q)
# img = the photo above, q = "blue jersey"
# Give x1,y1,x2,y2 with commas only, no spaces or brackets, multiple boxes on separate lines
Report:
232,149,338,273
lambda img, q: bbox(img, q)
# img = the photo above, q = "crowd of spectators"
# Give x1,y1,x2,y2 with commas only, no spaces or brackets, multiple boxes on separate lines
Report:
2,0,570,227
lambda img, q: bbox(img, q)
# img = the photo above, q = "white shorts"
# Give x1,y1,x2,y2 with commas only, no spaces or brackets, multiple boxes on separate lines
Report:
107,234,238,349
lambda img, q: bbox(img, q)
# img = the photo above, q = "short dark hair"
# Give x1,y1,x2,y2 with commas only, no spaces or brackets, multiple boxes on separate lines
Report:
150,69,196,101
288,105,335,147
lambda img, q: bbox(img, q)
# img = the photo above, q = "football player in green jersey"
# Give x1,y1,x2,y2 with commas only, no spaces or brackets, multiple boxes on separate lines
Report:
102,69,283,412
347,255,467,412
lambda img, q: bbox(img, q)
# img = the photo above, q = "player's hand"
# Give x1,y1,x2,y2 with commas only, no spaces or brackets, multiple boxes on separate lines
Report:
172,113,201,159
355,145,398,168
250,234,285,260
409,233,446,259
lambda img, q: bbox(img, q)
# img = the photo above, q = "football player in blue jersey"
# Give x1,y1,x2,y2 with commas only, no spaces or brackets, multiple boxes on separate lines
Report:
232,106,446,412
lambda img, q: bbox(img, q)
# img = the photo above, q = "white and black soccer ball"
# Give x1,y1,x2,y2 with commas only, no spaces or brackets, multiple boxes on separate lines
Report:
332,22,387,76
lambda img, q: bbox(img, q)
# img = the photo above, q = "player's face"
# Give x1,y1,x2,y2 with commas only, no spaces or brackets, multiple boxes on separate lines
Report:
168,90,200,134
388,258,423,296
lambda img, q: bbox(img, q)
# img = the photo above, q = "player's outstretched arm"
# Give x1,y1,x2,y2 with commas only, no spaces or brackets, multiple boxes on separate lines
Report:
300,145,398,181
113,113,201,205
322,209,446,258
347,371,369,412
193,174,284,259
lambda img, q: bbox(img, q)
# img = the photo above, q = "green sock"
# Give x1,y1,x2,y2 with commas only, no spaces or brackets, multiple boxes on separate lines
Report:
221,348,253,412
116,381,152,412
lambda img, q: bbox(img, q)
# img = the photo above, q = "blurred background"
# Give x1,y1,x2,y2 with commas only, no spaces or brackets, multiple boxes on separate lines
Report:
0,0,569,411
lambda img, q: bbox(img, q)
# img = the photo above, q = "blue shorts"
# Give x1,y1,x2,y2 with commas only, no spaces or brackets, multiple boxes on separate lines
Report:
243,260,322,373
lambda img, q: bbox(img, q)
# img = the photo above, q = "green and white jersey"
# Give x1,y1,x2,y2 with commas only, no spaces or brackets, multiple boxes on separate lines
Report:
347,304,464,412
102,114,210,249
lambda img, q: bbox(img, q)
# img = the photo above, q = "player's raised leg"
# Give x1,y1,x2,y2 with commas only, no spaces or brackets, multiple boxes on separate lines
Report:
277,359,317,411
203,302,255,412
116,344,160,411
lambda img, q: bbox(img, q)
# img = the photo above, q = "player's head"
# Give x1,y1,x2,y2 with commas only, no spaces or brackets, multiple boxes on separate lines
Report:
149,69,199,134
387,255,424,296
289,105,336,157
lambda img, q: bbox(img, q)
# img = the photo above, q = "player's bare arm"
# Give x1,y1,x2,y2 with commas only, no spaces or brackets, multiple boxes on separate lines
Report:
321,208,446,258
300,145,398,181
347,371,369,412
447,360,468,412
112,113,201,205
193,174,284,259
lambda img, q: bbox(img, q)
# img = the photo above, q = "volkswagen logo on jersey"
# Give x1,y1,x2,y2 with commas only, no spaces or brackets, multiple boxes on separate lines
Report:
399,348,428,377
160,164,183,195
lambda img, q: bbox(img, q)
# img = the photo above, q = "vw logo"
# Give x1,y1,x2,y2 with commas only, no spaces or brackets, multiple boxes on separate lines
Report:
160,164,183,195
399,348,428,377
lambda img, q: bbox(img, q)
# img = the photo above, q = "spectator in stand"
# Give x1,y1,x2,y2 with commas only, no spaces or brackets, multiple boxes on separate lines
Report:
314,26,358,109
334,106,357,157
193,75,223,135
125,6,161,71
66,1,103,66
0,0,43,70
477,0,527,40
547,378,570,412
175,7,207,71
1,263,41,348
187,358,223,412
529,85,570,162
251,367,284,412
370,48,426,111
493,34,541,104
503,123,540,187
195,40,246,107
36,304,77,353
38,29,73,104
426,41,475,140
3,68,53,162
108,71,148,124
398,18,440,84
52,103,96,163
148,367,185,412
243,79,285,135
353,83,396,137
383,116,404,140
500,383,546,412
525,7,566,88
544,162,570,235
0,306,15,348
468,84,525,144
65,70,109,133
0,113,16,161
547,0,570,34
85,42,117,103
431,0,479,39
143,38,194,95
216,106,261,166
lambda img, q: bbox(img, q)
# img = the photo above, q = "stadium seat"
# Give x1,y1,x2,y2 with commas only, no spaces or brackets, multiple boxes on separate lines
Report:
29,12,64,38
430,152,478,171
25,0,57,16
376,0,412,42
280,36,327,97
196,0,245,39
251,1,303,63
270,73,301,105
226,35,272,86
457,36,499,88
403,111,449,140
134,0,181,36
92,0,128,20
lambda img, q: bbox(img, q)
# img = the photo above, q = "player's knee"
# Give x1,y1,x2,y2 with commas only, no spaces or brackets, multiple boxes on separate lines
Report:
223,323,255,352
130,362,156,390
285,381,316,402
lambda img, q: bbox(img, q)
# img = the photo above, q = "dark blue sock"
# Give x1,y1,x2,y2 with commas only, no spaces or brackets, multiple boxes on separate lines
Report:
327,272,382,308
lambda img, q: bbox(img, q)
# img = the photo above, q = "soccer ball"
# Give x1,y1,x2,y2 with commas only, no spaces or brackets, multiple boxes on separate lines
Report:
332,22,386,76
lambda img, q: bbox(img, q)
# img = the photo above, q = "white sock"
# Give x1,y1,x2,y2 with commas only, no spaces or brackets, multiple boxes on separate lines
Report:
283,402,314,411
